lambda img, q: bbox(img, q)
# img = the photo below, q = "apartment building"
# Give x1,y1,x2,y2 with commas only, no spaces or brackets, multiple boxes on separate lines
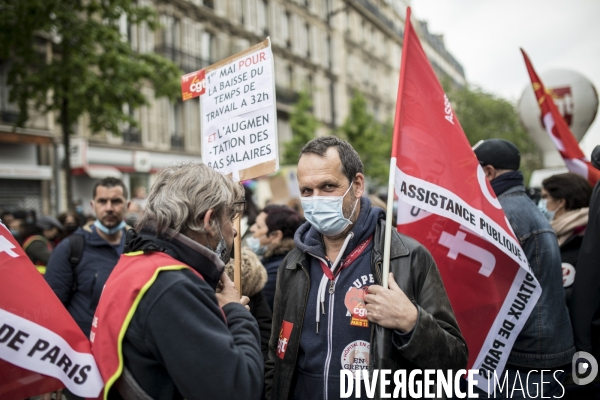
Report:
0,0,465,215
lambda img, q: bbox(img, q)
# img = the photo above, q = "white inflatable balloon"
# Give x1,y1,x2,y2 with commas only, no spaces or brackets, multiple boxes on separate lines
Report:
518,69,598,167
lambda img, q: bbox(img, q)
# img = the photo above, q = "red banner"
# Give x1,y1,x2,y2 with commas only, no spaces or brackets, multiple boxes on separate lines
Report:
521,49,600,186
0,221,103,399
392,8,541,390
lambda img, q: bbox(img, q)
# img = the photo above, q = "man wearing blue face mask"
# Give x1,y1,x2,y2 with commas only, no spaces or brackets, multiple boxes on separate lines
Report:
265,136,467,400
46,177,130,338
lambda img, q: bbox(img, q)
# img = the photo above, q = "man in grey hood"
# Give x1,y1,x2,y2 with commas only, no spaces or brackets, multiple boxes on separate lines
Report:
265,136,467,400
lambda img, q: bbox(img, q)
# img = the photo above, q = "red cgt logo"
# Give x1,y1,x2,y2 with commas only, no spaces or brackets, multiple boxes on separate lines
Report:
181,69,206,101
277,320,293,359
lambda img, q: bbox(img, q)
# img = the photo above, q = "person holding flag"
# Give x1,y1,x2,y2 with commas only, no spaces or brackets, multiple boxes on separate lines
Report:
90,162,264,399
474,139,575,396
265,136,468,400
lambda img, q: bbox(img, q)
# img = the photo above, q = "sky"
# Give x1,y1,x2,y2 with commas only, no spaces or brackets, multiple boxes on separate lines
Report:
411,0,600,157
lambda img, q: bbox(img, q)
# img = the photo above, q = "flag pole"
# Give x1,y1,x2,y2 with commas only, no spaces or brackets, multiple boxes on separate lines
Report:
381,157,396,288
233,170,242,295
381,6,412,288
234,215,242,295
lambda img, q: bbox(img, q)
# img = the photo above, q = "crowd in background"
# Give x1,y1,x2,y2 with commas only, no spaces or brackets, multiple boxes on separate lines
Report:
0,151,599,398
0,171,595,336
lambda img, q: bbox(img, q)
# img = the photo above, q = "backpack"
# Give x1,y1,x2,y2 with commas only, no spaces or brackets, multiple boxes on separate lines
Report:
68,233,85,292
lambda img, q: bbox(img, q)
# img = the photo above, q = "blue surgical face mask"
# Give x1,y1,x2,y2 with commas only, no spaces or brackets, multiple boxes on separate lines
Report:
94,219,126,235
537,198,556,222
246,236,268,256
300,181,359,236
212,224,231,264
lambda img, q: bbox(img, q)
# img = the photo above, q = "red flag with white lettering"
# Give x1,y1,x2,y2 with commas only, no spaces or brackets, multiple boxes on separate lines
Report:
391,8,541,390
0,221,104,399
521,49,600,186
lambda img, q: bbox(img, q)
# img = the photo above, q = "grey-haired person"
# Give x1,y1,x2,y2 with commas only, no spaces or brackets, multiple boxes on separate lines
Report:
90,163,263,400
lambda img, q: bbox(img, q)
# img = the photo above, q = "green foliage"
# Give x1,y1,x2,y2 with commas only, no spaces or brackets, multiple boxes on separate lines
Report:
283,91,319,165
0,0,181,208
444,82,543,184
339,91,391,186
0,0,181,133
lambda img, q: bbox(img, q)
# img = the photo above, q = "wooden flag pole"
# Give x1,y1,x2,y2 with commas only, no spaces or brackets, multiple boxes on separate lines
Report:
381,157,396,289
234,214,242,296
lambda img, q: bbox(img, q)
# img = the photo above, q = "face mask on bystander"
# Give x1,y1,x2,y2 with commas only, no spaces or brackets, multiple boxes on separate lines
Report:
300,181,359,236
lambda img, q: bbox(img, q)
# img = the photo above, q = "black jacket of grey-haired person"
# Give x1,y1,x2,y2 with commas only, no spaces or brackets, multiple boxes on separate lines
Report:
265,198,468,400
107,227,263,400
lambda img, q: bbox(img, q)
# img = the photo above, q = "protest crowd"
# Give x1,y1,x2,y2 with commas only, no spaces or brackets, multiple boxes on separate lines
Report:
1,6,600,400
1,136,599,400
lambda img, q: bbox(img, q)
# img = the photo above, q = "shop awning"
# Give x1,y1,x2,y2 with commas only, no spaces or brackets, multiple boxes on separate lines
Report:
82,166,123,179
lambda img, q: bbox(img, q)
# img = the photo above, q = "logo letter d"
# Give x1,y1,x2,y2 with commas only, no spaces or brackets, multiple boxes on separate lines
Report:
572,351,598,385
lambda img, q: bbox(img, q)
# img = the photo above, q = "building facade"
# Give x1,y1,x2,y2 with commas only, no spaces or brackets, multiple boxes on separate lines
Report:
0,0,465,216
0,56,55,217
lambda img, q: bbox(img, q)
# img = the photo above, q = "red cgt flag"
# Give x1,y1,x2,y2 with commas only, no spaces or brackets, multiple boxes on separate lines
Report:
391,7,541,390
0,221,104,399
521,49,600,186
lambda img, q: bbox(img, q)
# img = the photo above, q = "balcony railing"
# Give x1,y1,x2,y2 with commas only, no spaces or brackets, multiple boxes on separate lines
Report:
356,0,402,38
275,86,300,105
171,135,185,149
0,109,19,124
123,128,141,144
155,44,213,73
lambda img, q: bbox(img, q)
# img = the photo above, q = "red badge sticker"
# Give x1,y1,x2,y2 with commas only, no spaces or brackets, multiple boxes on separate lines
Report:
277,320,293,359
345,287,369,328
181,69,206,101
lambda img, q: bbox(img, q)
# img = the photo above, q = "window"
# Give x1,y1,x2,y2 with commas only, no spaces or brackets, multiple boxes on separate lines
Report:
283,11,291,46
201,31,215,63
237,0,244,24
325,32,331,69
170,101,184,149
0,61,18,123
173,18,181,49
304,23,310,57
288,65,294,90
257,0,268,34
244,0,255,30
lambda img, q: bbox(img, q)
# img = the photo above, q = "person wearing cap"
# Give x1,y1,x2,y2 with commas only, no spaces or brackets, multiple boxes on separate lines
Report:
21,215,64,274
474,138,575,396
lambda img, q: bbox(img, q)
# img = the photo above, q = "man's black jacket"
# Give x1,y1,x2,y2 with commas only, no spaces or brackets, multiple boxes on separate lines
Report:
265,219,468,400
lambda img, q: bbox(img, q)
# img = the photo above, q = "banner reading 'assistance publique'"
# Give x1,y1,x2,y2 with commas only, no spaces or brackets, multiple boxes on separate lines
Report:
392,8,542,391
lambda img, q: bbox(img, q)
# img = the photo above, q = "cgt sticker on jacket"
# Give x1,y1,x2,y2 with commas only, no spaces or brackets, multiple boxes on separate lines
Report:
277,320,293,359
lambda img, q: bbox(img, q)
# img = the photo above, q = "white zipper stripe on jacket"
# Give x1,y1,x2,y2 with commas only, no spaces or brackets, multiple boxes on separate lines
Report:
323,275,338,400
307,232,353,400
309,233,354,334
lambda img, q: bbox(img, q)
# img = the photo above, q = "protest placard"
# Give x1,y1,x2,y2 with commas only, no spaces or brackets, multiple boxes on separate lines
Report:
182,38,278,181
181,38,278,294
